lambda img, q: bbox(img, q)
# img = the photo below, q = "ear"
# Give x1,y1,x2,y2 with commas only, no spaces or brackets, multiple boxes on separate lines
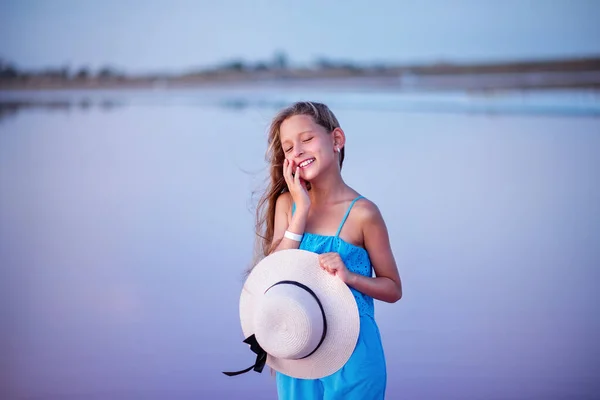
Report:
331,127,346,152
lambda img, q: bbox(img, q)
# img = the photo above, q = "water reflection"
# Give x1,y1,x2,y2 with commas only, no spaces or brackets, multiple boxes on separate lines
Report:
2,86,600,123
1,97,599,399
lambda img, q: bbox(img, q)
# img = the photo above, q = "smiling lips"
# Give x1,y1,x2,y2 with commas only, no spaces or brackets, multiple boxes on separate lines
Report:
298,158,315,168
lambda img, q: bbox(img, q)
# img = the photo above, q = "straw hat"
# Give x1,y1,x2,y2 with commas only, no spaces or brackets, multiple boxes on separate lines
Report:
223,249,360,379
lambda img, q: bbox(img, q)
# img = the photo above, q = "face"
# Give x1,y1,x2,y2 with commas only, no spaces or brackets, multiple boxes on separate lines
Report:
279,114,343,181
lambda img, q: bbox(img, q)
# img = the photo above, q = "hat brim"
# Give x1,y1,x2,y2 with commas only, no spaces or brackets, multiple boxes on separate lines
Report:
239,249,360,379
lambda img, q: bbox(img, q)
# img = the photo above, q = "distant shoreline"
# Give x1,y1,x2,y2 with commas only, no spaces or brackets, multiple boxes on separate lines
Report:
2,56,600,92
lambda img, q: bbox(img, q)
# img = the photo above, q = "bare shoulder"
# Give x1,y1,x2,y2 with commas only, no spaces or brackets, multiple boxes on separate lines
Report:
275,191,293,214
353,197,385,225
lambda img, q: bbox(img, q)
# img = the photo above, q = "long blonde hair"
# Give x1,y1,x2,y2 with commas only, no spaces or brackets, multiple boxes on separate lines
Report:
252,101,345,265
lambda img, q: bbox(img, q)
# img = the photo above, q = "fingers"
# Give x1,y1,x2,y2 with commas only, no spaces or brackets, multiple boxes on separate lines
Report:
318,253,341,274
318,254,327,270
319,252,338,261
284,159,302,191
283,159,309,199
294,166,300,187
283,159,293,186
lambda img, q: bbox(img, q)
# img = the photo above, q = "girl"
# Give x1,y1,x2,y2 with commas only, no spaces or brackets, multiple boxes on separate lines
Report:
253,101,402,399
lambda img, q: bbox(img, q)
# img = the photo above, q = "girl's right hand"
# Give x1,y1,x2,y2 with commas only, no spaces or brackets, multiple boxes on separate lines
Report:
283,159,311,213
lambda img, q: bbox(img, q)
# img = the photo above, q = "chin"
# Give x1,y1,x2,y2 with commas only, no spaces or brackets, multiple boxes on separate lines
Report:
300,169,319,181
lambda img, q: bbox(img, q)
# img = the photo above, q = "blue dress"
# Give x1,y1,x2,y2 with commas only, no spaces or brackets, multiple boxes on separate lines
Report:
276,196,387,400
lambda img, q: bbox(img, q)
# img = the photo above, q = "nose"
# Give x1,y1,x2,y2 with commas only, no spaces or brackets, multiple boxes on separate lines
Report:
294,144,304,158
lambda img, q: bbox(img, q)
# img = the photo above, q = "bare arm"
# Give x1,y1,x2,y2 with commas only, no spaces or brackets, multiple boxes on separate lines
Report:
269,192,309,254
346,201,402,303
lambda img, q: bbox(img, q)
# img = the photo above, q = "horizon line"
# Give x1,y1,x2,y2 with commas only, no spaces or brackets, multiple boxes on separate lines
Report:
2,52,600,75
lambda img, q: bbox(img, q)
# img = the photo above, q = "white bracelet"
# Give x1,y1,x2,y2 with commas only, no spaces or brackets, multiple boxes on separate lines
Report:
284,230,304,242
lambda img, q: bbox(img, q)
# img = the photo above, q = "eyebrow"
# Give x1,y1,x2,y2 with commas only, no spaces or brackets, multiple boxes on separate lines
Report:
281,130,314,143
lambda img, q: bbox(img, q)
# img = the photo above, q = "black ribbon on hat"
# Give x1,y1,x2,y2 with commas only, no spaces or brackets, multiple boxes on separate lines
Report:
222,280,327,377
274,281,327,360
222,334,267,376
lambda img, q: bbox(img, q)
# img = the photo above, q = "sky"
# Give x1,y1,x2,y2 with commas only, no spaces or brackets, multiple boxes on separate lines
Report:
1,0,600,74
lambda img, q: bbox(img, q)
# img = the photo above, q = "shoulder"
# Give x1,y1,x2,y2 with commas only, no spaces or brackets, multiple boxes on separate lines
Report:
275,191,293,214
352,196,385,226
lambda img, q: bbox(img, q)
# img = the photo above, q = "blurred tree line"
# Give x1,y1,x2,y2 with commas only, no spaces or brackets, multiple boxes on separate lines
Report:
0,59,125,81
0,50,375,81
2,51,598,85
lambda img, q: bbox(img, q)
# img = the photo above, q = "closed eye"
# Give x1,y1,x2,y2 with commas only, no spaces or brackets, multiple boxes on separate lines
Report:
302,137,313,143
284,146,293,153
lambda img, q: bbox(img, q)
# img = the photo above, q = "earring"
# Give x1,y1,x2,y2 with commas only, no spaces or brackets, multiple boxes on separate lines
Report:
336,147,341,153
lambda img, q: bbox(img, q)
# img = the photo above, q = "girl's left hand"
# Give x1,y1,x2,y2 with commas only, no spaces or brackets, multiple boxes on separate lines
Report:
318,252,354,284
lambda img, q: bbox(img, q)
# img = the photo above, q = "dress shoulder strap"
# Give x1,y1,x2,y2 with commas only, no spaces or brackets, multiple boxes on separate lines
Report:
335,196,364,237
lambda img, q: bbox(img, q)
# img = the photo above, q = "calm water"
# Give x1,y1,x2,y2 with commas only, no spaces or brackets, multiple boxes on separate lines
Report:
1,89,599,399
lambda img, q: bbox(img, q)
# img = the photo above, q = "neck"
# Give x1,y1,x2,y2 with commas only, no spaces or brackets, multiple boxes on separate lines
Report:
307,166,347,206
